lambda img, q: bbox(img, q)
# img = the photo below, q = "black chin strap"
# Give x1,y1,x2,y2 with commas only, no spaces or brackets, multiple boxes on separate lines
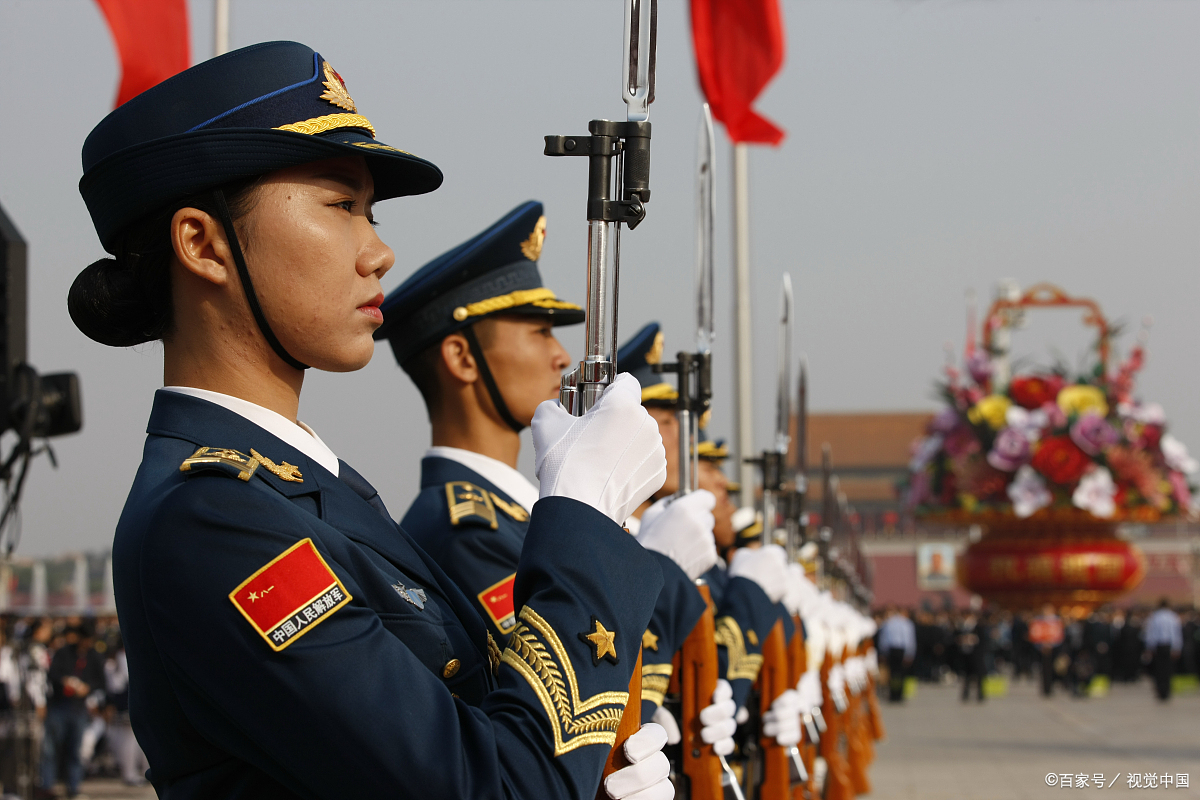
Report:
211,190,309,371
461,325,525,433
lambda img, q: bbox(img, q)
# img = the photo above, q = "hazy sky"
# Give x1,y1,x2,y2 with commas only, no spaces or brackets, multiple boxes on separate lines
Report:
1,0,1198,556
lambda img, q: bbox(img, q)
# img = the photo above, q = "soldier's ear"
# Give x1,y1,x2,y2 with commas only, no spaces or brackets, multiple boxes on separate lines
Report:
440,332,479,386
170,207,233,287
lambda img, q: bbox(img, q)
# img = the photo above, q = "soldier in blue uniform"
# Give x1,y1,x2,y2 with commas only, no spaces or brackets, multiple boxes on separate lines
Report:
618,324,786,713
375,203,735,753
69,41,675,800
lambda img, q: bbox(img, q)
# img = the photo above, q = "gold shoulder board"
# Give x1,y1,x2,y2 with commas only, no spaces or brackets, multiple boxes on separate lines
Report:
446,482,498,530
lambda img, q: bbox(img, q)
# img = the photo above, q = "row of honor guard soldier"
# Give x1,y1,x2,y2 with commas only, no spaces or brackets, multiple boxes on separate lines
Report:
70,41,680,800
375,202,739,757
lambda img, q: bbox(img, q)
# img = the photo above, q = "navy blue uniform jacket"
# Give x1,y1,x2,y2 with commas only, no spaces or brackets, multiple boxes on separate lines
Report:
702,565,779,709
113,392,662,799
402,456,706,720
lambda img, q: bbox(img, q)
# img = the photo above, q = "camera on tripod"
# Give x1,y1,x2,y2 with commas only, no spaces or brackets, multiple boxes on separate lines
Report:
0,203,82,440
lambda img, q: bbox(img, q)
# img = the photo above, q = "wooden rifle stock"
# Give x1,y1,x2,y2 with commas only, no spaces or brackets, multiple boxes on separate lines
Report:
597,648,642,799
757,619,790,800
681,584,723,800
789,615,815,800
821,651,855,800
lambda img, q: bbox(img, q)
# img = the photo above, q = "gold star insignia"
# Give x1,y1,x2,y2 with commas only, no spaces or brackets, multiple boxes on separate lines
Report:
642,628,659,651
248,591,259,602
579,617,618,666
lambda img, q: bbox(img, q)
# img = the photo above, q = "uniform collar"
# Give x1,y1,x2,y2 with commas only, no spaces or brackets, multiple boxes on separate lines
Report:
424,446,538,512
162,386,339,477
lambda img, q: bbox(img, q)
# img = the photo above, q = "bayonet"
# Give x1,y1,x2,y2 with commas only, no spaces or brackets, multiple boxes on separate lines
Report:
548,0,657,416
755,274,792,545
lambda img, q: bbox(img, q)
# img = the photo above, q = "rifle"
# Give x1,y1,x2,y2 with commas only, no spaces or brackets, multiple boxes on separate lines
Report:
757,619,792,799
665,104,743,800
748,275,793,547
744,275,802,800
544,1,656,789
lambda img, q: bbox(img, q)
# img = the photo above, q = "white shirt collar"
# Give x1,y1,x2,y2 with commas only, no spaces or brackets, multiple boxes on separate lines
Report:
425,446,538,512
162,386,340,477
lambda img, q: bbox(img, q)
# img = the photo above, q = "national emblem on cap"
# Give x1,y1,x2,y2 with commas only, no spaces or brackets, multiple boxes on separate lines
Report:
376,201,584,365
79,41,442,252
617,322,678,406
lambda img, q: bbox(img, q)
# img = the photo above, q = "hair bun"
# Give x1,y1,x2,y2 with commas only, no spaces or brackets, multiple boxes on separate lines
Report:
68,257,159,347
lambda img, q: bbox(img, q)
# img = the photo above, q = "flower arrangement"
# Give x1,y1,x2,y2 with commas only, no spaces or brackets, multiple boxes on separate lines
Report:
906,332,1197,523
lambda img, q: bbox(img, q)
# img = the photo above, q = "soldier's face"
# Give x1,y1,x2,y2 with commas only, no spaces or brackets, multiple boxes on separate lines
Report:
481,316,572,426
646,406,679,497
242,157,394,372
698,460,736,549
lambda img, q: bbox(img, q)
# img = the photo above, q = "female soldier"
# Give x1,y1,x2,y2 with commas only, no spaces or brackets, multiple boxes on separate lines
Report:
69,41,671,800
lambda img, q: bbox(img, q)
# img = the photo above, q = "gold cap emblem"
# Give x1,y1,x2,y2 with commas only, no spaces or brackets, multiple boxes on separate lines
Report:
644,331,664,365
519,216,547,261
319,61,357,112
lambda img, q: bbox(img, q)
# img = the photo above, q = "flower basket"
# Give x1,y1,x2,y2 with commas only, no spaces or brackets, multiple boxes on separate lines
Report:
905,284,1193,608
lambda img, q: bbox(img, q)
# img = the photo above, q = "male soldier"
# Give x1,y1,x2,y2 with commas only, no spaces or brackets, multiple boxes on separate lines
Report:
617,323,789,720
378,203,736,751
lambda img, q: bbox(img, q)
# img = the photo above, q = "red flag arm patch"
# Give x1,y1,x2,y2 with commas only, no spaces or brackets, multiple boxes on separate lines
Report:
476,573,517,634
229,539,352,652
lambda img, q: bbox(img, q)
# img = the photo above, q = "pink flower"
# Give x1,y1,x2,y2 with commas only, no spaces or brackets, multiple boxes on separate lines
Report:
1038,401,1067,430
987,427,1031,472
1007,465,1052,518
930,408,960,434
1069,412,1118,457
967,352,992,386
943,425,981,459
1168,471,1193,512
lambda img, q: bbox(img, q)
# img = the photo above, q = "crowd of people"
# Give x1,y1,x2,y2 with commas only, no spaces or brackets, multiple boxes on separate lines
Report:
0,614,146,798
874,599,1199,704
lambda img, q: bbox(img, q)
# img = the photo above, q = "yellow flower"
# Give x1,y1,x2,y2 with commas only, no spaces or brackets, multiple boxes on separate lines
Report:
1057,385,1108,418
967,395,1011,429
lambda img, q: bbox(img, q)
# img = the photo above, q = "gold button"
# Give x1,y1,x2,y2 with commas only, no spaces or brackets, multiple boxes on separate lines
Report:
442,659,461,679
452,307,468,321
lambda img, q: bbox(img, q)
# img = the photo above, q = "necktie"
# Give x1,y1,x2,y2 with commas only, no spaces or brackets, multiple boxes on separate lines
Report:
338,459,392,520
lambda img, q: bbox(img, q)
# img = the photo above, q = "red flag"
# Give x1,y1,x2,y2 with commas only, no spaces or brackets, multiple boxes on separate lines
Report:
95,0,190,108
690,0,786,145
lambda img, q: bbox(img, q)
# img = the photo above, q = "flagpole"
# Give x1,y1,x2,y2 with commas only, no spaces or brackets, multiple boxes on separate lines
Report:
732,142,754,508
214,0,230,56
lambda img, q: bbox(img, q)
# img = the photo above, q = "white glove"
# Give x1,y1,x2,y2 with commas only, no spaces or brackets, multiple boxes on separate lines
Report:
828,665,848,710
844,657,865,695
635,491,719,580
603,723,673,800
699,678,737,756
651,705,681,746
735,705,750,725
534,374,667,525
728,545,788,603
796,671,823,713
762,689,802,747
782,564,806,616
864,648,879,678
